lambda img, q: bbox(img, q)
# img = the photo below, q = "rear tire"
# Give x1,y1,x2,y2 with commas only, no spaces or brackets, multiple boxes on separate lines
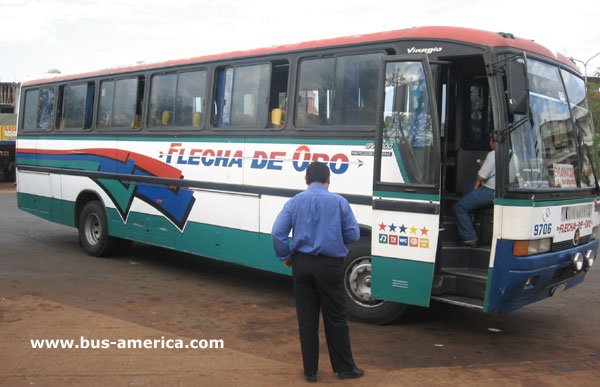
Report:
78,201,119,257
344,239,408,324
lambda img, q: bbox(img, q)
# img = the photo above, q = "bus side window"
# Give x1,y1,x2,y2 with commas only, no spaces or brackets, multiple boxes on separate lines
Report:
149,70,207,129
22,89,40,131
175,71,207,128
334,54,380,126
98,80,115,128
98,76,144,129
296,57,334,126
213,64,271,129
269,61,289,128
149,73,177,127
295,53,381,128
57,82,94,130
37,87,56,130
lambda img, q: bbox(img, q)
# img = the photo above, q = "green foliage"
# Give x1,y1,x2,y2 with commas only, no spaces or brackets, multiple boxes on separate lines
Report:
587,82,600,174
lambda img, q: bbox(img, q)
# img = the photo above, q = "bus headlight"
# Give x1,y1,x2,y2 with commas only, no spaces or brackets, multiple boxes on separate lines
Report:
585,249,596,269
571,252,584,272
513,238,552,256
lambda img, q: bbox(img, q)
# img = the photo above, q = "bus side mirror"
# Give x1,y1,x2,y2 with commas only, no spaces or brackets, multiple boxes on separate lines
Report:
507,60,529,115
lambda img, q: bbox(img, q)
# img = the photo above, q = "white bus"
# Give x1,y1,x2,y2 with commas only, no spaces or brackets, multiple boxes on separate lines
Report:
16,26,598,323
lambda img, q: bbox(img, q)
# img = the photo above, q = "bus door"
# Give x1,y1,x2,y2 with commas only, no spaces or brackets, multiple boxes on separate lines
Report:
371,56,441,307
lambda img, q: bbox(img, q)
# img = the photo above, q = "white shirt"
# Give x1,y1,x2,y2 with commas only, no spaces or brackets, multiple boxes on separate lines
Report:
478,150,495,190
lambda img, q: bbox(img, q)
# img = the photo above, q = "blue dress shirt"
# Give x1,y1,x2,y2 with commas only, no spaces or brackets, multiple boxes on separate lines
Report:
271,183,360,261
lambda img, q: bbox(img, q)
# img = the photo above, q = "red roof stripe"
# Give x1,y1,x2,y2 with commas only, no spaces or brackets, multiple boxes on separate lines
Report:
23,26,576,86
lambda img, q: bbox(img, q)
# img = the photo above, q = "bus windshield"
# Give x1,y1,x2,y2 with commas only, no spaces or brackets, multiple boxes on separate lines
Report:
509,59,596,190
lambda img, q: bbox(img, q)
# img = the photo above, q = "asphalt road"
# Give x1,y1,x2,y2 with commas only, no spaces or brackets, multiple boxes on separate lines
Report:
1,190,599,373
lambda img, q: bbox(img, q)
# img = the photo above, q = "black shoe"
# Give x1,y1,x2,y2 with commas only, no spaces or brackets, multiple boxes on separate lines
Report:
338,367,364,379
304,374,317,383
459,240,479,248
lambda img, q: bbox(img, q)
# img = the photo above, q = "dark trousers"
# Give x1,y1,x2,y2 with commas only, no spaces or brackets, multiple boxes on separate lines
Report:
291,252,356,375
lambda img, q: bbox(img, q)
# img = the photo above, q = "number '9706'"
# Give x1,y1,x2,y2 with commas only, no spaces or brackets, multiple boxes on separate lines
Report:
533,223,552,236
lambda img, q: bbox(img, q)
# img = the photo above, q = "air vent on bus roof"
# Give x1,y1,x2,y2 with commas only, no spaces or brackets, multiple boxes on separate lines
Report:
497,32,515,39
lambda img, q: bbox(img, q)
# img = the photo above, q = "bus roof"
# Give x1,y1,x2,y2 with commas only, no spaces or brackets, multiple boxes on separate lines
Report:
23,26,578,86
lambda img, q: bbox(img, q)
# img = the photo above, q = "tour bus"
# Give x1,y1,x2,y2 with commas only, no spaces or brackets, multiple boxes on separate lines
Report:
16,26,599,324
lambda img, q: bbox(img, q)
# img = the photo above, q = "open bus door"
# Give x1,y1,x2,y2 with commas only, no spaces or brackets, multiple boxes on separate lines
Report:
370,56,441,307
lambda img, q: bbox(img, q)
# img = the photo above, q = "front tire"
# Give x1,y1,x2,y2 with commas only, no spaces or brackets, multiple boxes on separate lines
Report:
344,239,407,324
78,201,118,257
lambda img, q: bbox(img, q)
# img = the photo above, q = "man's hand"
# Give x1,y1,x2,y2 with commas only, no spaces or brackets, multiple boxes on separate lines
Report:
284,257,292,267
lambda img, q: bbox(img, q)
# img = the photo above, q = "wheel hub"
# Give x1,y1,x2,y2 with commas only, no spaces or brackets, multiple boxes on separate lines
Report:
84,213,101,246
345,257,384,307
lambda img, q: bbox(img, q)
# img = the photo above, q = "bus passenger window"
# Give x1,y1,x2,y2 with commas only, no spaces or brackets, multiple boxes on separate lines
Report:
269,61,289,128
335,54,380,125
175,71,207,128
149,74,177,127
98,81,114,128
58,83,94,130
295,53,381,128
213,64,271,128
98,77,144,129
37,87,56,130
22,89,40,131
296,57,334,126
149,70,207,128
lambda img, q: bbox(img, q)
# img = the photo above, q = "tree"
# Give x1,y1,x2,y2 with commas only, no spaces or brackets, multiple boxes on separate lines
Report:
588,81,600,174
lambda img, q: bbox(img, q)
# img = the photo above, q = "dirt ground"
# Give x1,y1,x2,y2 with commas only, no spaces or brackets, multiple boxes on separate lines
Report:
1,189,599,385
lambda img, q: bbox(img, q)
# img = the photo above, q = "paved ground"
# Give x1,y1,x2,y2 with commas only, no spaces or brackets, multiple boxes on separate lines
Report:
1,188,600,386
0,181,15,190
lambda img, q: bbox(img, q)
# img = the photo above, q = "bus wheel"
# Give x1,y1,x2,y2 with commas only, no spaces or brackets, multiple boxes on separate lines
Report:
344,240,407,324
78,201,118,257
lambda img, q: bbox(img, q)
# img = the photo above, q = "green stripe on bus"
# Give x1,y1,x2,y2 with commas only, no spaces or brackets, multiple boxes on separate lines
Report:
373,190,440,202
107,208,289,275
495,197,594,207
17,193,75,226
371,256,433,307
17,156,102,172
17,192,288,276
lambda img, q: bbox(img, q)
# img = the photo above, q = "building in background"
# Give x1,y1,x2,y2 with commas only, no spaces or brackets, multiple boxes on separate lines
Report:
0,82,19,181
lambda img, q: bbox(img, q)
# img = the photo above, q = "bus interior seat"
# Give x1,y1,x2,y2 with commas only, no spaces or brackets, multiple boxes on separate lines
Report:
270,108,285,127
132,114,142,129
193,112,201,127
161,110,172,126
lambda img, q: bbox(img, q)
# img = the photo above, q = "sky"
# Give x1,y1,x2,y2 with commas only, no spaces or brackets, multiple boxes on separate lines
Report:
1,0,599,82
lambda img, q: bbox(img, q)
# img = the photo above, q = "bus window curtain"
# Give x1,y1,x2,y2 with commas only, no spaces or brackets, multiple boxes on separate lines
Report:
85,83,95,129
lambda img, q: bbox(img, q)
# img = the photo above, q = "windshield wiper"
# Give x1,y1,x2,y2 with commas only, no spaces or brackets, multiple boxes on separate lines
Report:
495,115,530,141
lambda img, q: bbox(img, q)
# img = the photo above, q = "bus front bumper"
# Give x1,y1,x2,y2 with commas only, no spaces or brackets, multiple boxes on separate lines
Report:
485,238,598,313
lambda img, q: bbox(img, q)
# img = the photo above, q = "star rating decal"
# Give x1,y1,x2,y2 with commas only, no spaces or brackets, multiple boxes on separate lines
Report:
376,221,432,249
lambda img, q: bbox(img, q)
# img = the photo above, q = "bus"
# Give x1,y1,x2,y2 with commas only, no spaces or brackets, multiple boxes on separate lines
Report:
16,26,599,324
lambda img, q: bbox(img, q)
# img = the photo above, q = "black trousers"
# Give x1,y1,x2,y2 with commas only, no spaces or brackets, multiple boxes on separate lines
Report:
291,252,356,375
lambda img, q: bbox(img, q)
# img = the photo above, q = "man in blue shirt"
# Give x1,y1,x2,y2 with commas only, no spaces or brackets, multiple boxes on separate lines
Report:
272,161,363,383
